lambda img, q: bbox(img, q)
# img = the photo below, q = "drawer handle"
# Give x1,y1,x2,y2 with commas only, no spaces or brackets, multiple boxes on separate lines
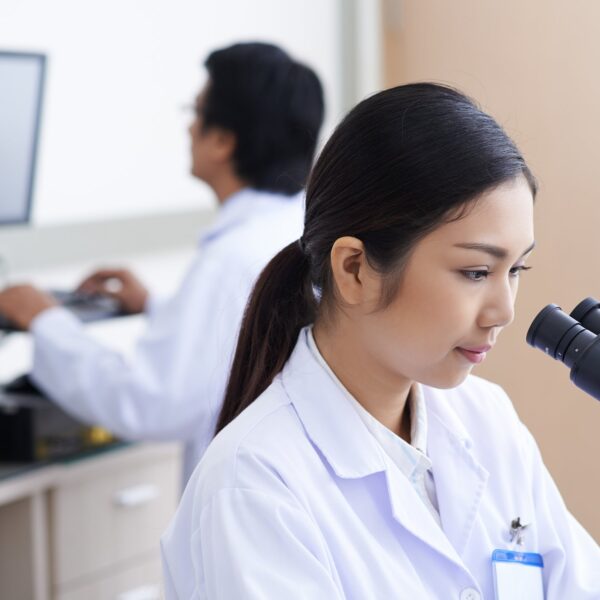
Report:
116,584,161,600
113,483,160,508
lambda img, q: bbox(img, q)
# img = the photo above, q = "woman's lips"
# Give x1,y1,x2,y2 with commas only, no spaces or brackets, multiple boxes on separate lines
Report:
456,345,492,364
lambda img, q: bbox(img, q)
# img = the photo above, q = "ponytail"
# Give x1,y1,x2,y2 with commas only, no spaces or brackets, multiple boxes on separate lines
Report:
215,240,316,434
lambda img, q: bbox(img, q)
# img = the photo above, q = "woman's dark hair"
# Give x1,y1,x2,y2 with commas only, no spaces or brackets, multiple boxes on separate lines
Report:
203,42,324,195
215,83,537,434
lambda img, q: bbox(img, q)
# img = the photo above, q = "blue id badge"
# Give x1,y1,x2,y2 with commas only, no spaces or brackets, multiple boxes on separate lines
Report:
492,549,544,600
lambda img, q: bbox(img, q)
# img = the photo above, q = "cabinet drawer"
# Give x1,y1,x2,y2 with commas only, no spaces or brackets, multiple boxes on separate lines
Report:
51,449,179,586
56,555,162,600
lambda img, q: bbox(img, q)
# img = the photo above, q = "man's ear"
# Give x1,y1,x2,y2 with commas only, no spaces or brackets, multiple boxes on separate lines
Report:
330,236,380,307
210,128,236,163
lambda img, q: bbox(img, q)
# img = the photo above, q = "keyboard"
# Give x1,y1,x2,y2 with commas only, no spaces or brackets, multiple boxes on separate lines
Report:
0,290,124,332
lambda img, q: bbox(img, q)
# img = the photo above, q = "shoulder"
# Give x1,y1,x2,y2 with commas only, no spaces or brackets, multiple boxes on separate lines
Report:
210,199,302,263
189,376,307,506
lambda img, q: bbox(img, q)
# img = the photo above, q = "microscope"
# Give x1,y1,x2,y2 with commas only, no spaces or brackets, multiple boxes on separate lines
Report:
527,297,600,401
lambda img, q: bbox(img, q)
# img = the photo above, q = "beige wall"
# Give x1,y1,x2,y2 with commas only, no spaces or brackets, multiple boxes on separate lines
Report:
383,0,600,540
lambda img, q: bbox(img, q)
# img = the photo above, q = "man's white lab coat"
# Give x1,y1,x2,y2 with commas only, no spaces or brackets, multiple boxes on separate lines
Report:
30,188,303,481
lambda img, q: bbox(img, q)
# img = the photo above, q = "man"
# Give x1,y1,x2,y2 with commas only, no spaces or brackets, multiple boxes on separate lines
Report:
0,42,324,483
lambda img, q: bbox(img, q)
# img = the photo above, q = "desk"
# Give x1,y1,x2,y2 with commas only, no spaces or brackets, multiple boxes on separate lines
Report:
0,247,190,598
0,442,181,600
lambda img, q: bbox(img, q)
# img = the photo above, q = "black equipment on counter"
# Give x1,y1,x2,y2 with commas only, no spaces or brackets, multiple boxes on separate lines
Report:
0,375,115,462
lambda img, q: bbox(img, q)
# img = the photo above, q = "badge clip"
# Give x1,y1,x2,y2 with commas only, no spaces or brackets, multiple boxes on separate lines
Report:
509,516,529,546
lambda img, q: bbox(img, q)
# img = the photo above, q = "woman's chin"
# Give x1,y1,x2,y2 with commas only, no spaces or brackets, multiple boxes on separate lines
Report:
417,365,473,390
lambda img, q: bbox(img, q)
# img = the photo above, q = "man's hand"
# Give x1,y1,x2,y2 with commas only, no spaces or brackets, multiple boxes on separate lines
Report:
77,268,149,314
0,285,58,330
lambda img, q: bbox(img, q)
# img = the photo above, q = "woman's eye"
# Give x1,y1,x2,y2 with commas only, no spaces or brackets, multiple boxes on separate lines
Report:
510,265,532,277
462,270,488,282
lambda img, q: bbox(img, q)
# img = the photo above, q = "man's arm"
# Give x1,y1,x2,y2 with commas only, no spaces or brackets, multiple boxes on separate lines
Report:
0,284,57,329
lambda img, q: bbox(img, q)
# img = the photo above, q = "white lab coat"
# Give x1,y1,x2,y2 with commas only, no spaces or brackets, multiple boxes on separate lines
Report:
161,327,600,599
30,189,303,482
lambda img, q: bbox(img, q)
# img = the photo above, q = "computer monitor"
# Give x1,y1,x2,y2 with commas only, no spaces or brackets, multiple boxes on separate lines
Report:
0,51,46,225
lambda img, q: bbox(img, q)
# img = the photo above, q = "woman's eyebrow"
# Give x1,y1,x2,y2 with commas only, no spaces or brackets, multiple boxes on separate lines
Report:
453,241,536,259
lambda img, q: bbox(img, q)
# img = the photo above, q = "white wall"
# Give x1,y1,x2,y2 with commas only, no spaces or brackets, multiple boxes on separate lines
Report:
0,0,346,225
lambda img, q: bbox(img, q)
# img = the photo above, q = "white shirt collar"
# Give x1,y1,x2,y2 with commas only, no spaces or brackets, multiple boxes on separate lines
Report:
306,327,432,478
199,187,302,246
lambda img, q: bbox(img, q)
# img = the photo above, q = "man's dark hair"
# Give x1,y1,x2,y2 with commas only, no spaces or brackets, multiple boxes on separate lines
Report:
203,42,324,195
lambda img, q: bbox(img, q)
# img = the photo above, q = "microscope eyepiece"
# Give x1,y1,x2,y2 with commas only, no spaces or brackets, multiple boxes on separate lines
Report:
570,297,600,335
527,299,600,401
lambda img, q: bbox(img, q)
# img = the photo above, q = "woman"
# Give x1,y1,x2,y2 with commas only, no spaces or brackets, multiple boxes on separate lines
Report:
162,84,600,599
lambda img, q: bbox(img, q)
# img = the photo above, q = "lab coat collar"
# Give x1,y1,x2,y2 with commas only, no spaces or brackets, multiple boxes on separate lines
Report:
282,328,489,566
305,326,432,479
199,187,302,246
281,328,388,479
282,330,467,569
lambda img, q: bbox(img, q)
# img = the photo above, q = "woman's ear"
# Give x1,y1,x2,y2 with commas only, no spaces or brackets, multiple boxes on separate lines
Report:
330,236,380,308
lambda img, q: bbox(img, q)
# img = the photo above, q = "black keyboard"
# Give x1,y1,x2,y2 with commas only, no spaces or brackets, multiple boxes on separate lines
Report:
0,290,124,332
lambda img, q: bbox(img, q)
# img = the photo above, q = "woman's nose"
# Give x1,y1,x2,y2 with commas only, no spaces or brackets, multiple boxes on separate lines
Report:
479,279,516,329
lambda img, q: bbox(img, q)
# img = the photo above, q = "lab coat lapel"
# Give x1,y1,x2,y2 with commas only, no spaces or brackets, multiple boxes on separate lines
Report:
425,387,490,557
282,332,388,479
382,458,465,569
282,332,468,570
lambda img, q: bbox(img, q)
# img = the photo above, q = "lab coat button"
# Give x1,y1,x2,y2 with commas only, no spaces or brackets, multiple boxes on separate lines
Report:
459,588,481,600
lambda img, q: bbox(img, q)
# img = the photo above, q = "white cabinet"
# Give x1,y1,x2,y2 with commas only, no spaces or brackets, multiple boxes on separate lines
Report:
0,443,181,600
56,556,162,600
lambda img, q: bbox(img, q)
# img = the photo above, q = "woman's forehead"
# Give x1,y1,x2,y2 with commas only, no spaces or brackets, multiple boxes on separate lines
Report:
416,179,535,256
430,178,534,243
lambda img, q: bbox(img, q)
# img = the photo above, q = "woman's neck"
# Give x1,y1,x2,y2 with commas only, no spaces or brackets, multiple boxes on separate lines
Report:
312,321,413,442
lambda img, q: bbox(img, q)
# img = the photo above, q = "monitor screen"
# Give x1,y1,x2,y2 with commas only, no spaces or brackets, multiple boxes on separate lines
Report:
0,51,46,225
